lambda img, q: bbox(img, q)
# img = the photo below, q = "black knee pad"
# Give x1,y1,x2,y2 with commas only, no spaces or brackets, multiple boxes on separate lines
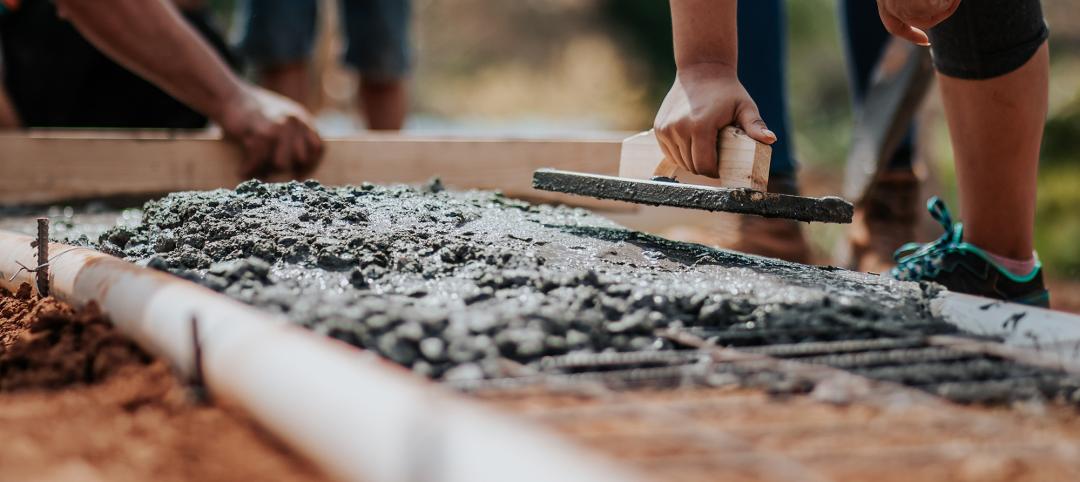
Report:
928,0,1049,79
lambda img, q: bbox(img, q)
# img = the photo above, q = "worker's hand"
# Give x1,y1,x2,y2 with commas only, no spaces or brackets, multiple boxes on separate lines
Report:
876,0,962,46
654,63,775,178
219,86,324,179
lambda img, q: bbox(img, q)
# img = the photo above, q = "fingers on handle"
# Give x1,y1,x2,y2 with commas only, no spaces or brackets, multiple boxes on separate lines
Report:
672,132,694,175
691,128,719,178
655,126,689,174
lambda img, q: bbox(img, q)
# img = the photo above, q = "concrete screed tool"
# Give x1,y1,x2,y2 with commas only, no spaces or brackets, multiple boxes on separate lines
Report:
533,39,934,226
533,127,855,224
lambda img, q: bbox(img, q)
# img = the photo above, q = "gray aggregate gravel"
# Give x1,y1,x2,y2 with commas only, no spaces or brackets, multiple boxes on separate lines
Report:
95,179,954,380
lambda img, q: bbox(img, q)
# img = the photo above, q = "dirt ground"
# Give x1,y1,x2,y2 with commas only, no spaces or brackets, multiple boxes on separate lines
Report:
0,284,330,482
482,385,1080,482
1047,278,1080,314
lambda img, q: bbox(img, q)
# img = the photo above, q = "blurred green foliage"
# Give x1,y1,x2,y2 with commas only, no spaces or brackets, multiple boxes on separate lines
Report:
1038,93,1080,278
1036,165,1080,279
1043,93,1080,168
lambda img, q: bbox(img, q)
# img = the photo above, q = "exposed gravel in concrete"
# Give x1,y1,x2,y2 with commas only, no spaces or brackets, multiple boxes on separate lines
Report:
95,180,953,381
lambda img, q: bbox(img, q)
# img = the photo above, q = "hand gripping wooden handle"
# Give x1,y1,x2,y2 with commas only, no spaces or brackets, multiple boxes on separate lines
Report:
624,126,770,190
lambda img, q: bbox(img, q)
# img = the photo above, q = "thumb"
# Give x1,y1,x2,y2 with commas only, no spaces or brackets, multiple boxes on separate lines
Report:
735,104,777,145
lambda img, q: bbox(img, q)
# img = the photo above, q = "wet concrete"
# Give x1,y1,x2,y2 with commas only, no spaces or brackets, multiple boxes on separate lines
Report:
0,204,143,246
95,180,938,381
533,169,854,223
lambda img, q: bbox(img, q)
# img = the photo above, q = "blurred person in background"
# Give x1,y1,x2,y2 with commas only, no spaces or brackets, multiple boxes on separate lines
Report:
656,0,1050,306
238,0,411,130
0,0,322,177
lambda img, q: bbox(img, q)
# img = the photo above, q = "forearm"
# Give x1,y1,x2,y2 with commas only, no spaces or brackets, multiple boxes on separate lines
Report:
55,0,246,124
670,0,739,69
657,0,774,174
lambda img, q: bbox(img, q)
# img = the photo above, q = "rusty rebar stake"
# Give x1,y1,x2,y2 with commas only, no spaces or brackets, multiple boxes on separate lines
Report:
187,315,210,402
34,217,49,297
189,315,210,404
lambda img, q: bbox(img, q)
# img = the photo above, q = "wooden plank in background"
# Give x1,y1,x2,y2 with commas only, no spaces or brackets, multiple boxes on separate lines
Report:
0,130,631,210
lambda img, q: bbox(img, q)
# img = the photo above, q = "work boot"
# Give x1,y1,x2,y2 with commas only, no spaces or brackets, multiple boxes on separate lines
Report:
660,176,812,264
847,169,919,273
889,197,1050,308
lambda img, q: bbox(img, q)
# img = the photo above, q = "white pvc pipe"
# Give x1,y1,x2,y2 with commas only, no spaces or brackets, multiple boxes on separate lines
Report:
933,291,1080,368
0,231,639,482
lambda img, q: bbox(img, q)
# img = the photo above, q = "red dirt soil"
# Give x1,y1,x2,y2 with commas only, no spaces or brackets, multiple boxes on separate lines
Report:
0,285,330,482
482,385,1080,482
1047,278,1080,314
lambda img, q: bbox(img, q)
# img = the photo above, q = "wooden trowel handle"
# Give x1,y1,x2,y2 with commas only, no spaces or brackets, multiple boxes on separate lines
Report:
620,126,771,190
650,127,767,180
653,157,680,178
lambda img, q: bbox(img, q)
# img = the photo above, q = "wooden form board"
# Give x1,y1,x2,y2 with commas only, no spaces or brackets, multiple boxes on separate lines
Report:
0,130,630,209
618,127,770,191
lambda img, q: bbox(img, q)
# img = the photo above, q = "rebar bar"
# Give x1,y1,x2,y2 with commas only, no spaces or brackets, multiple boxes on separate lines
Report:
34,217,48,297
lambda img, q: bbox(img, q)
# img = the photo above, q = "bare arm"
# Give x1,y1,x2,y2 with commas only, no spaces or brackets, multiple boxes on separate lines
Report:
54,0,323,177
671,0,738,70
654,0,773,178
55,0,242,126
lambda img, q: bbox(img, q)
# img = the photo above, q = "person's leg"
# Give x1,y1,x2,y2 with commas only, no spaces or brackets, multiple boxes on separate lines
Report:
891,0,1049,306
359,78,407,130
930,0,1048,261
938,47,1047,260
260,62,309,105
238,0,318,105
838,0,920,272
340,0,411,130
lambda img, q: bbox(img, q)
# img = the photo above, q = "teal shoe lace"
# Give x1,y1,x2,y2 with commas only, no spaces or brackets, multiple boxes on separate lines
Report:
889,197,962,281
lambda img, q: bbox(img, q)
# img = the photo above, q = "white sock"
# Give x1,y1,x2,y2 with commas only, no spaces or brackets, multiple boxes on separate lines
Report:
985,251,1038,277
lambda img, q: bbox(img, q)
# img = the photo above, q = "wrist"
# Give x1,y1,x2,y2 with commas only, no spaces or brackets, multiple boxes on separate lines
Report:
217,84,257,138
676,60,738,78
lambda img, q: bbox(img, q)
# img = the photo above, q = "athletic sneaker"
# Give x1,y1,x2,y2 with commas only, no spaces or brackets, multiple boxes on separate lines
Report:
889,197,1050,308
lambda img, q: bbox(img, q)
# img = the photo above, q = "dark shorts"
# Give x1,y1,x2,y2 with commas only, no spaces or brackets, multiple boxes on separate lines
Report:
238,0,411,81
0,0,239,128
928,0,1049,80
